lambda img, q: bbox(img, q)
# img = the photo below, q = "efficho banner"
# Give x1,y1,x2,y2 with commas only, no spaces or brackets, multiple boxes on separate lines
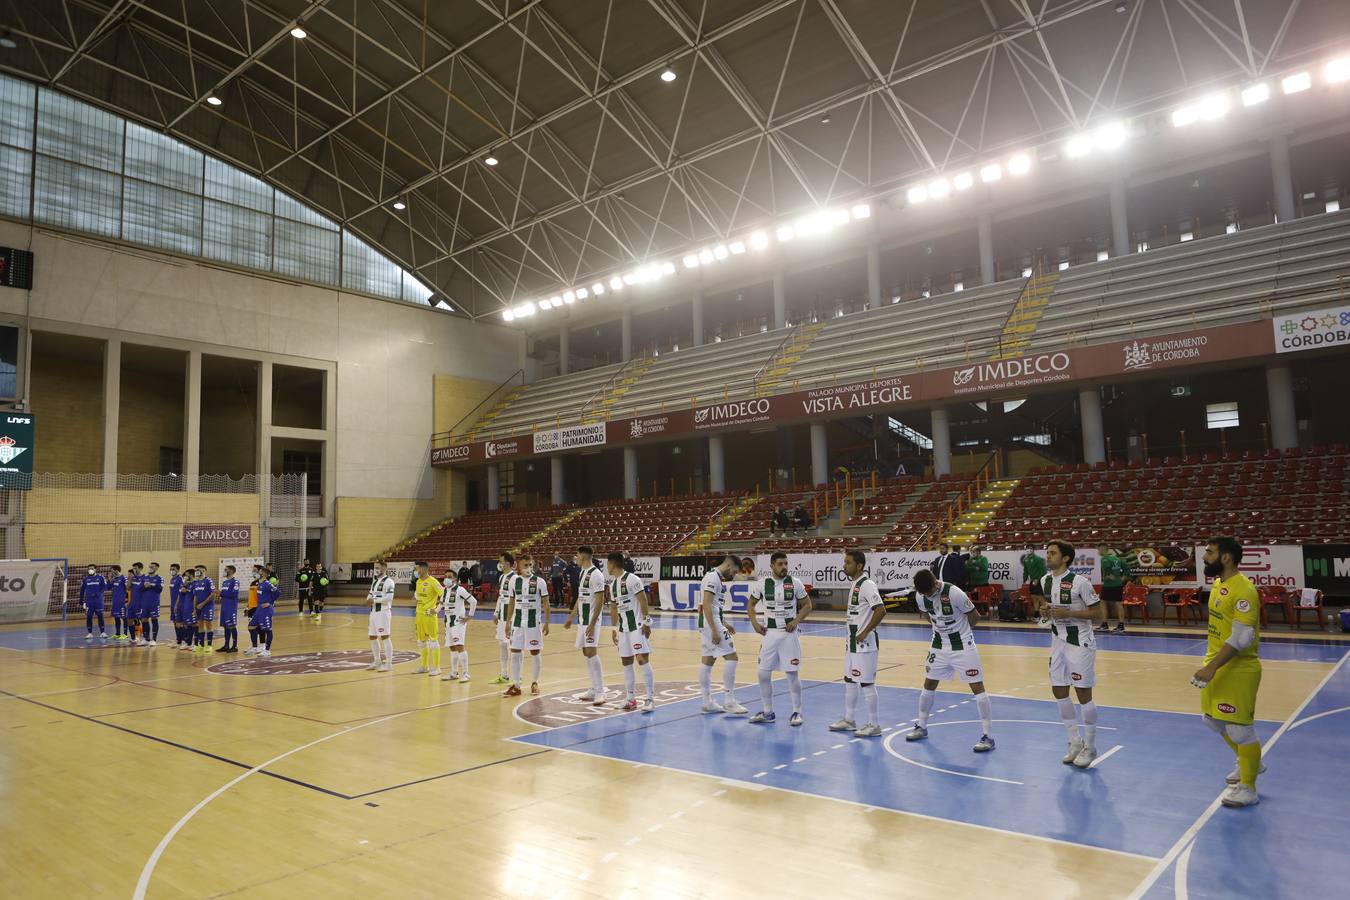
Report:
0,559,63,622
1194,544,1303,590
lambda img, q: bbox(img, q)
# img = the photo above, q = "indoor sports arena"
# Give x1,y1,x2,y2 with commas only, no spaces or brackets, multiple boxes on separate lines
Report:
3,2,1350,898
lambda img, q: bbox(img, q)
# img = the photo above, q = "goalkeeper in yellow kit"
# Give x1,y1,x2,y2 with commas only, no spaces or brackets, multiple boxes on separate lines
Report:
412,561,444,677
1191,536,1264,808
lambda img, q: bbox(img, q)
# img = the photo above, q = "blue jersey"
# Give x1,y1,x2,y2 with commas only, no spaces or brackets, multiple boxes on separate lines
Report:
257,578,279,610
80,574,107,604
191,577,215,605
170,574,185,601
111,575,127,603
219,578,240,606
129,573,145,604
142,574,163,614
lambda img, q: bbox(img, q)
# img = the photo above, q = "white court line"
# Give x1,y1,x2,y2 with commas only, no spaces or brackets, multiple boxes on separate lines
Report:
753,771,767,778
1287,704,1350,731
772,764,787,770
1126,649,1350,900
601,852,617,864
882,731,1024,785
1089,745,1124,768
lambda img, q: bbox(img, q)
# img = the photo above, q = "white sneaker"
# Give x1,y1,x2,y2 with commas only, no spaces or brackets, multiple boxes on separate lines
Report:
84,633,93,641
1221,783,1260,807
366,663,379,670
1062,740,1085,764
378,663,391,672
1225,762,1267,785
701,701,725,714
146,640,157,647
99,632,108,639
828,718,857,732
459,674,471,683
413,666,428,674
258,649,271,657
577,689,597,701
855,723,883,737
243,647,258,655
1073,745,1098,768
427,668,441,677
723,699,749,716
641,698,654,713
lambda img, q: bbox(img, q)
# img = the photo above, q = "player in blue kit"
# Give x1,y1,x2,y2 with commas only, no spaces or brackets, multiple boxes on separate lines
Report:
191,566,216,653
127,562,145,644
246,565,278,657
168,564,187,649
141,562,163,646
217,566,240,653
80,565,108,641
108,566,127,641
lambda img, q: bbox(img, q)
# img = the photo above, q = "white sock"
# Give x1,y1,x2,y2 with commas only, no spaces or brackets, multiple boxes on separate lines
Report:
1058,697,1081,742
862,685,878,726
381,637,393,664
787,671,802,713
623,664,636,699
975,692,993,735
530,653,541,683
844,681,859,722
460,649,469,674
587,654,603,693
758,669,774,713
1081,701,1098,748
722,659,738,699
511,651,523,684
640,662,654,699
499,641,509,676
699,663,713,703
370,641,381,666
917,688,936,727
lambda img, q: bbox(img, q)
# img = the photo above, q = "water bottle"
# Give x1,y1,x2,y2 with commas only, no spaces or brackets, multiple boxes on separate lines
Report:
1329,612,1340,634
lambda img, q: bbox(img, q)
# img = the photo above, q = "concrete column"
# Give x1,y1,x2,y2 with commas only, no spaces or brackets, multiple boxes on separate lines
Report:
257,361,273,509
487,464,500,510
810,423,828,485
558,325,570,375
623,447,638,499
1079,386,1106,465
709,437,726,493
183,349,201,491
621,308,633,362
930,406,951,477
977,213,995,284
866,244,881,308
772,269,786,330
1266,364,1298,450
1109,178,1130,258
102,339,121,490
691,289,704,347
551,455,565,505
1269,133,1295,223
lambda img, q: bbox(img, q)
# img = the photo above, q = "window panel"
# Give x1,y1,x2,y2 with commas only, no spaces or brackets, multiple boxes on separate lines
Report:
0,76,35,150
274,217,338,284
203,199,271,270
205,157,271,212
36,89,123,171
0,146,31,220
123,179,202,255
402,269,433,305
125,122,202,192
33,155,121,237
275,190,336,229
342,230,401,298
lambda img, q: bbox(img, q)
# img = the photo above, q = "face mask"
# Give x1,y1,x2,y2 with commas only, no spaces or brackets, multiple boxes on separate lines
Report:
88,568,96,575
1203,560,1224,578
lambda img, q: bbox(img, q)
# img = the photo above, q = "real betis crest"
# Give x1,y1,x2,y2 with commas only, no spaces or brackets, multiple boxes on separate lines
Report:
0,435,25,465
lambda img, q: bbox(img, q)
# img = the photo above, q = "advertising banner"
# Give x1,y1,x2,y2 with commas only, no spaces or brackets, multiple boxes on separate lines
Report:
660,556,717,581
982,551,1027,588
1194,544,1303,590
631,556,659,582
657,579,753,613
0,559,63,622
218,556,264,588
1302,544,1350,595
183,524,253,548
871,552,937,593
1121,544,1195,585
0,411,35,490
533,423,606,454
1272,304,1350,354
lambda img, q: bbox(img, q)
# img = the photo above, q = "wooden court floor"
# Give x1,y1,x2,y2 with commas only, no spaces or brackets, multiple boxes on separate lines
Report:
1,607,1345,900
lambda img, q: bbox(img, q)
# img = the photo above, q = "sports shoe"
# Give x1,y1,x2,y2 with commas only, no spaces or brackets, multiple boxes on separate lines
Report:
258,649,271,658
577,689,597,701
1095,623,1109,632
204,645,215,654
191,644,203,653
503,684,522,697
1062,740,1085,764
973,734,996,753
459,674,471,683
413,666,428,674
1073,745,1098,768
641,698,654,713
427,668,441,677
146,640,157,647
1225,762,1267,785
748,711,776,724
1221,783,1260,807
828,718,857,732
621,698,639,711
315,615,322,624
789,712,803,727
100,632,108,639
723,699,749,716
243,647,258,655
490,675,510,684
84,633,93,641
366,663,379,671
377,663,390,672
1114,623,1126,633
855,723,883,737
905,725,929,742
701,701,725,714
441,672,458,681
530,682,540,695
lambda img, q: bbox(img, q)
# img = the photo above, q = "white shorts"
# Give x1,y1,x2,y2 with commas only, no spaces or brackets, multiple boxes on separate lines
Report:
844,651,879,684
510,625,544,652
574,622,602,649
446,622,467,647
617,628,652,659
699,625,736,659
924,647,985,684
1049,641,1097,688
758,630,802,673
367,609,392,637
495,617,508,642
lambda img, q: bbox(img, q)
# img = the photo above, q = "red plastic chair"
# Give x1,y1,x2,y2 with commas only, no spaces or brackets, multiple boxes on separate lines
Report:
1258,586,1289,627
1122,583,1150,624
1289,588,1324,630
1162,587,1199,626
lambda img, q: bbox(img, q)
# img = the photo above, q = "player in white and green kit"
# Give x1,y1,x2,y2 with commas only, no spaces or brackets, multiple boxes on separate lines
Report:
747,551,812,726
503,553,549,697
904,569,995,752
564,545,608,704
491,551,516,684
831,550,887,737
440,569,477,683
698,553,747,715
607,551,656,713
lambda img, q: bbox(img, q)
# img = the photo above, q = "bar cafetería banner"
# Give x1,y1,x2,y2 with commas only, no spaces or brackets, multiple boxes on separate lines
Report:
432,319,1275,467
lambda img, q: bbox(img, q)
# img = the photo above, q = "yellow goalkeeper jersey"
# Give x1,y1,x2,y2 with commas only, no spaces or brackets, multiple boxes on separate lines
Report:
1204,573,1260,668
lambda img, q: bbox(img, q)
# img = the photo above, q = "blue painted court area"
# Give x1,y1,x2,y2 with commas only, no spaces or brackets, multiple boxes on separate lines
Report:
513,680,1285,859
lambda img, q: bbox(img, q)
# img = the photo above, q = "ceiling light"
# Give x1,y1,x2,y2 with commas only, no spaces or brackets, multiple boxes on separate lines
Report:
0,31,18,50
1115,1,1127,11
563,291,576,303
729,240,746,254
1282,71,1311,94
951,173,973,192
829,208,850,226
537,300,552,313
609,276,623,290
552,296,565,308
502,309,515,322
484,155,499,166
1327,57,1350,84
1171,104,1198,127
851,203,872,218
906,185,929,204
1197,92,1230,120
206,95,223,106
953,281,964,292
979,163,1002,183
660,261,676,275
749,231,768,250
516,303,535,317
1097,250,1109,261
820,113,831,124
1064,134,1093,158
622,272,638,285
392,199,406,210
575,288,588,299
683,254,701,268
699,248,715,264
776,226,795,241
1094,120,1127,149
1007,154,1031,175
1240,83,1270,106
660,68,677,83
290,26,307,39
713,245,729,260
928,179,950,199
592,282,605,295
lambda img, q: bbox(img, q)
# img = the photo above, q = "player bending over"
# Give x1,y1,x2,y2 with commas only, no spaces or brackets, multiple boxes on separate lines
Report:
503,554,549,697
698,553,747,715
831,550,887,737
607,551,655,713
1038,540,1105,768
441,569,477,683
904,569,995,752
564,546,608,704
747,551,811,726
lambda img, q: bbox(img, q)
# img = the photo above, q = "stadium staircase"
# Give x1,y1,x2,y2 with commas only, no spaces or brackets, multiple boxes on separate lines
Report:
679,494,761,553
516,507,586,554
943,478,1019,545
754,322,826,396
991,266,1059,360
581,357,657,424
377,515,456,561
466,385,526,440
385,505,574,562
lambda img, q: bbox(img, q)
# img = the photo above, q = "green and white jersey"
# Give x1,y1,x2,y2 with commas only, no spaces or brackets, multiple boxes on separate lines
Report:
444,584,477,626
697,569,727,631
511,574,549,628
610,571,646,632
496,572,514,617
576,564,607,628
916,582,976,651
750,575,808,629
845,576,883,653
1041,570,1099,648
